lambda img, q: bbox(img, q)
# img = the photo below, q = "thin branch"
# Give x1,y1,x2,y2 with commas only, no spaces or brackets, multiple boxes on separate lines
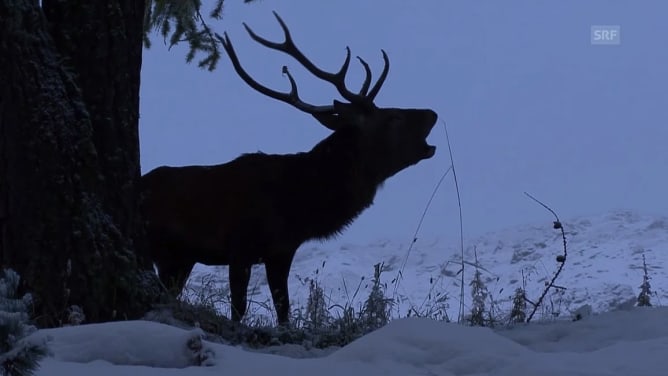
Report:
441,120,465,323
392,119,459,318
523,192,568,323
524,192,560,221
392,165,452,299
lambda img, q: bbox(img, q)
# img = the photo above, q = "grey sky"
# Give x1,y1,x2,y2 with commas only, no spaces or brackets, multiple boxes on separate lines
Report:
139,1,668,247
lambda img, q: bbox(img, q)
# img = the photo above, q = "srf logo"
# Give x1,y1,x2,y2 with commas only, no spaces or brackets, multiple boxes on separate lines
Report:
591,25,621,45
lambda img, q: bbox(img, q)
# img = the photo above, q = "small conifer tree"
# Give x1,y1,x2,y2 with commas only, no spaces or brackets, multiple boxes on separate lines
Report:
469,266,488,327
637,254,652,307
509,287,527,324
0,269,47,376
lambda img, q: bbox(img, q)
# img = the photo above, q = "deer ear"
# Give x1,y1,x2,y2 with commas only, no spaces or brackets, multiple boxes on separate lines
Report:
333,100,366,127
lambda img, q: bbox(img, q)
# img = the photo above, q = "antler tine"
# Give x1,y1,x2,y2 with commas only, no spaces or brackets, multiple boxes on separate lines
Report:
366,50,390,101
243,11,368,105
281,65,300,101
356,56,373,96
218,32,335,116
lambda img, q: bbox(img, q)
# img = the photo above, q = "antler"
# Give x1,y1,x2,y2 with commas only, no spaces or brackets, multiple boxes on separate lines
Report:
219,11,389,120
219,34,333,115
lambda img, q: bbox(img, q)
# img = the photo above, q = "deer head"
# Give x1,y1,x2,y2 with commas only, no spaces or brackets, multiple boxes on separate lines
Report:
218,11,437,181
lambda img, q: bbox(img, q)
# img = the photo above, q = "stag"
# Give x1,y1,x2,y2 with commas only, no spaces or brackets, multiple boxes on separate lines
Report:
141,12,437,325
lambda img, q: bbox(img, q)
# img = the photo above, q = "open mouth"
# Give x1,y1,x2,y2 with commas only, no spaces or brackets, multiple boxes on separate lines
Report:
422,115,437,159
419,111,437,159
423,143,436,159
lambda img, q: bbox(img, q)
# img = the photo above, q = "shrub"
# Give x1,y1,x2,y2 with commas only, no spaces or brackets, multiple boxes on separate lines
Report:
0,269,48,376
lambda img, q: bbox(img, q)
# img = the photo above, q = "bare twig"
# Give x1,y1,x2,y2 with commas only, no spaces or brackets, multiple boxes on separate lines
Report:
442,120,465,323
392,165,451,299
523,192,568,323
390,118,462,320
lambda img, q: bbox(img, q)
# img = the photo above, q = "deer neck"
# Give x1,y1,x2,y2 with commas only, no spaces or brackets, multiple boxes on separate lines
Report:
309,128,387,187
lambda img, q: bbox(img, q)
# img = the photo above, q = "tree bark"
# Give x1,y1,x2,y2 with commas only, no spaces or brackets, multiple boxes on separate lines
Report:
41,1,146,246
0,0,161,327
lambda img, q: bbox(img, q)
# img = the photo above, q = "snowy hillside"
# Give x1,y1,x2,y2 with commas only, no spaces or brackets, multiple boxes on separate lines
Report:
187,209,668,322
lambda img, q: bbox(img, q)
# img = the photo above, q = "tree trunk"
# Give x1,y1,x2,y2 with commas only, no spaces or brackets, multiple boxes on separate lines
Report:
0,0,161,327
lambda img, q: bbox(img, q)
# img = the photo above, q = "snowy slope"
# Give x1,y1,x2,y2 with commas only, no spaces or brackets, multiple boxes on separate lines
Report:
186,209,668,322
28,307,668,376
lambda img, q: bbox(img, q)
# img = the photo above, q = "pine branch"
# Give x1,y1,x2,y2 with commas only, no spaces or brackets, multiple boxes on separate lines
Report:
143,0,260,71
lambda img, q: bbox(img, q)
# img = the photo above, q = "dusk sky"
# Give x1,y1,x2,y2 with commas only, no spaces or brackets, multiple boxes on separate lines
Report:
139,1,667,248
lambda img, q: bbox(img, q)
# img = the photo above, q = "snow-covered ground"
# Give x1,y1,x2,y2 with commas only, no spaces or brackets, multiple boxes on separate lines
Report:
24,209,668,375
28,307,668,375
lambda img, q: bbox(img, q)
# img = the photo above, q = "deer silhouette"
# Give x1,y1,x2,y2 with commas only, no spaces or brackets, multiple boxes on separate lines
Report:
140,12,438,325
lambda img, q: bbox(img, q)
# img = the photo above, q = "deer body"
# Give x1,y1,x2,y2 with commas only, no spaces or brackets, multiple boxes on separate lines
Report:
141,12,437,325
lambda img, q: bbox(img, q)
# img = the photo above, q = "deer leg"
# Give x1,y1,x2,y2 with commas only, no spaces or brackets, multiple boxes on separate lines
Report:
265,251,296,326
229,263,252,322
